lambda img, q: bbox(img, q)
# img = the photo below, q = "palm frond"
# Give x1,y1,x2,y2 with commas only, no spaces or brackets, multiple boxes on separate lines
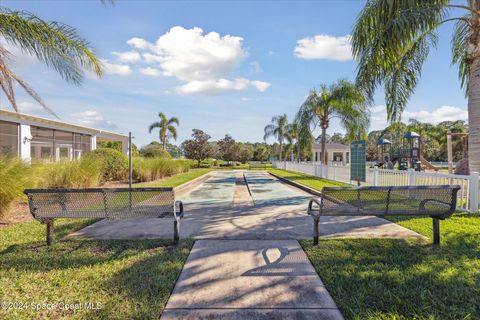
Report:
168,116,180,126
452,15,470,94
167,125,178,140
0,9,102,85
148,122,160,133
352,0,449,122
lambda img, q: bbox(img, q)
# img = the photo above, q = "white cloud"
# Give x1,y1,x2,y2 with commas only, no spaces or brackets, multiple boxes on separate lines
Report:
112,50,141,63
240,97,250,102
268,50,274,56
142,53,163,64
101,59,132,76
126,26,269,93
176,78,264,94
294,34,352,61
139,67,161,77
126,37,151,50
251,80,270,92
249,61,262,74
404,106,468,124
369,105,468,130
70,110,117,129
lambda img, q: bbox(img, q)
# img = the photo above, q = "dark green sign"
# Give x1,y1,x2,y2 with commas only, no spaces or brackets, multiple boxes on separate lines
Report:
350,140,366,182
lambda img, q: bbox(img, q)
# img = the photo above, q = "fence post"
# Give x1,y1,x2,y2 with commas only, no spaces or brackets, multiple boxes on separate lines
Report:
373,166,379,186
323,164,328,180
469,171,479,213
408,169,416,186
333,165,337,181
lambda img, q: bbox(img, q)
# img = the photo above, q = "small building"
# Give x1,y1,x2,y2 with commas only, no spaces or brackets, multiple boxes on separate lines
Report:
0,110,129,162
313,143,350,165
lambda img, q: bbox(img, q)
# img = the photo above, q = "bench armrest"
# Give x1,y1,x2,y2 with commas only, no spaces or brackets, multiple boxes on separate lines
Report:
307,198,322,218
175,201,184,220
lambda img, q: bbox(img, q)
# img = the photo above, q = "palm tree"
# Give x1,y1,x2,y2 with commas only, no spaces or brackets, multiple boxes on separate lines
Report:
352,0,480,172
148,112,179,150
296,79,369,164
264,114,288,161
0,8,103,117
285,122,301,161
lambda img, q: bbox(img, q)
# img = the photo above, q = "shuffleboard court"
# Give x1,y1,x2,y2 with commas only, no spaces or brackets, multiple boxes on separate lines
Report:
180,171,237,206
244,171,311,206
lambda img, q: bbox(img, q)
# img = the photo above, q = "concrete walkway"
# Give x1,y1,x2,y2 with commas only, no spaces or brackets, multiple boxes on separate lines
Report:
67,170,424,319
69,171,422,241
161,240,343,320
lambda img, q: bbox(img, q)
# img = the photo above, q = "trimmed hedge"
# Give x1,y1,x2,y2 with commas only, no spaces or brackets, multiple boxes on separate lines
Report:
82,148,128,182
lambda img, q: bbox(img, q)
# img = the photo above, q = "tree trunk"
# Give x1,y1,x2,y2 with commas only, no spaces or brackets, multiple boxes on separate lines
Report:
468,25,480,174
297,143,301,162
321,127,327,164
279,140,283,161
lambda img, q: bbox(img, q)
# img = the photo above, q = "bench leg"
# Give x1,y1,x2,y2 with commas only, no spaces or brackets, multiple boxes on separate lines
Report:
313,217,320,245
46,219,54,246
173,220,179,245
432,218,440,246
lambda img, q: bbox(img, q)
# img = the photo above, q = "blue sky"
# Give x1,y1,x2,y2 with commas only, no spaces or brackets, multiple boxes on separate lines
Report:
0,0,468,147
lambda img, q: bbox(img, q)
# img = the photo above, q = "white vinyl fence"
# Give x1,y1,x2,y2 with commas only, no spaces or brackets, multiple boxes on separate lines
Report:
273,161,479,213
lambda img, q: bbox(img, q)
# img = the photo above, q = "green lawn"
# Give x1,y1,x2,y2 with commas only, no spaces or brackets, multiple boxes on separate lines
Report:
270,168,479,319
137,168,212,187
268,168,348,189
0,170,210,319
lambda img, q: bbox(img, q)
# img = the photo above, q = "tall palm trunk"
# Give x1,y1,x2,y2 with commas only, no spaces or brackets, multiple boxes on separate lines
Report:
297,143,301,162
468,14,480,174
468,55,480,173
279,140,283,161
320,126,327,164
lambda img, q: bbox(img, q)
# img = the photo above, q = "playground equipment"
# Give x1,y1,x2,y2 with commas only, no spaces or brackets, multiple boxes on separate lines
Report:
376,138,392,168
398,131,421,170
378,131,440,172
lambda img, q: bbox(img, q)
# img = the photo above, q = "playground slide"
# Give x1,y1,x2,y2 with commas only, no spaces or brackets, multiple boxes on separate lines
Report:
420,156,439,172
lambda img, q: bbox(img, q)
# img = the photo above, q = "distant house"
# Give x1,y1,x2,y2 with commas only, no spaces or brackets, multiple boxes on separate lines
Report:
312,143,350,165
0,110,128,162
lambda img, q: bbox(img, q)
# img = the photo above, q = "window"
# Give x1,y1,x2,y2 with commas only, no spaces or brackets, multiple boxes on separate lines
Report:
31,127,91,161
31,126,54,160
0,120,19,156
333,152,343,162
55,130,73,160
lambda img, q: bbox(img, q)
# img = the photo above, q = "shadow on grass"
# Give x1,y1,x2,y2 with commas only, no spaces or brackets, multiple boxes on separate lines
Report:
302,233,479,319
0,234,192,319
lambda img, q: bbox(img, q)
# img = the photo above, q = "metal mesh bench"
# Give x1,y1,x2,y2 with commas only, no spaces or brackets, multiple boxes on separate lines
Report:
307,185,460,245
24,187,184,245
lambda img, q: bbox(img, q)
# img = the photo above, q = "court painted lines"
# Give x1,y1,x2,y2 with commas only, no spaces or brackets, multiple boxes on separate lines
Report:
180,171,237,205
244,171,311,206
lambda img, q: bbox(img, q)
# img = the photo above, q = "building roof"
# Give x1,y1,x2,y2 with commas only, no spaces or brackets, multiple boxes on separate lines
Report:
313,143,349,151
0,109,128,141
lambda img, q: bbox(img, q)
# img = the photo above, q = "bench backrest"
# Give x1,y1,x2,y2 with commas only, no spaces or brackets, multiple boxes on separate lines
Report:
24,187,176,220
319,185,460,218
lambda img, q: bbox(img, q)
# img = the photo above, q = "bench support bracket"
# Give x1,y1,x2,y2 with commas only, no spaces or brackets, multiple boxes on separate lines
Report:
46,219,54,246
432,218,440,245
313,216,320,245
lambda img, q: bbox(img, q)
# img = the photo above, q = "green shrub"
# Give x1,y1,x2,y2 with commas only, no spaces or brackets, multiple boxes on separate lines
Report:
0,156,31,218
140,143,172,158
83,148,128,182
132,158,192,182
33,156,102,189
